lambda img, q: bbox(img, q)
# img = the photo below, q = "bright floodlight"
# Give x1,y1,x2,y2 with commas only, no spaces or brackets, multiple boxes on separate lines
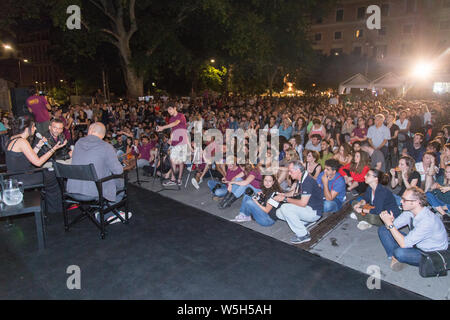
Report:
3,44,12,50
411,61,434,78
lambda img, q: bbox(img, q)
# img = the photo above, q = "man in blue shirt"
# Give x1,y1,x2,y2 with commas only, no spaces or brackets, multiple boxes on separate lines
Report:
317,159,346,213
378,186,448,271
273,160,324,244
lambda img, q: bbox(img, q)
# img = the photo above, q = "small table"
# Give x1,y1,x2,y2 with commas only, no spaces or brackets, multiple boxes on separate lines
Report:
0,190,45,251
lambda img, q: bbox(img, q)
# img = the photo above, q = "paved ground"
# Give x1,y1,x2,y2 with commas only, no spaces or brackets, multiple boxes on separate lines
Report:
128,170,450,300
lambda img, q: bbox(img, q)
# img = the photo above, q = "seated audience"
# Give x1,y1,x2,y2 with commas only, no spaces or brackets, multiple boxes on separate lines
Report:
219,164,262,209
351,169,400,230
390,155,421,207
304,150,322,180
230,174,281,226
333,143,352,166
402,132,425,163
425,163,450,216
361,141,385,172
272,161,324,244
305,134,322,152
316,159,346,214
338,150,370,194
378,187,448,271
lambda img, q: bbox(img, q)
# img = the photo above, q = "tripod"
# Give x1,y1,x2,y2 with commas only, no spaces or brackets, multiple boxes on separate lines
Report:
152,135,180,193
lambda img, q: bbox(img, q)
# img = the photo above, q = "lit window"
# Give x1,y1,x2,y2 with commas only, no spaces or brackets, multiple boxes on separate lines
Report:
355,29,364,38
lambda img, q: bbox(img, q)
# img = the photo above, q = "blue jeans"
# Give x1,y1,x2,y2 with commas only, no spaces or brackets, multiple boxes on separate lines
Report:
231,183,261,199
393,193,402,207
378,226,422,266
239,195,275,227
324,200,340,213
426,192,448,209
207,180,228,198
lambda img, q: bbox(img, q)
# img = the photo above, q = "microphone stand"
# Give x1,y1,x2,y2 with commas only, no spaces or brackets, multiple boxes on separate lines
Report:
130,146,149,185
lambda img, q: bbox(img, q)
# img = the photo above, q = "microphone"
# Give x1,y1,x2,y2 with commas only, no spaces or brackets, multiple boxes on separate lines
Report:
35,132,50,147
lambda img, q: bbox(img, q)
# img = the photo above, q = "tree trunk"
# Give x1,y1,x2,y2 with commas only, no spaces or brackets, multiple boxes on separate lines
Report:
123,65,144,99
118,39,143,99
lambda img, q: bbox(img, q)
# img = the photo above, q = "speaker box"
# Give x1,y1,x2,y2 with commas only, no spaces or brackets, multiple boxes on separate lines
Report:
10,88,31,117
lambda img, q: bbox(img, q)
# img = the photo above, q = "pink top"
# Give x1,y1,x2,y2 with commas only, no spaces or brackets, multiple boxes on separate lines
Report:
26,95,49,123
169,113,189,146
310,125,325,138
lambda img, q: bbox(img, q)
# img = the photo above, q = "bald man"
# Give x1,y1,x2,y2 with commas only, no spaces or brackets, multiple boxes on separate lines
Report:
67,122,126,207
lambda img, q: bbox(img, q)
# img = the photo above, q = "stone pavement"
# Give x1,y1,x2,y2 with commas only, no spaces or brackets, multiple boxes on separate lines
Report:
127,170,450,300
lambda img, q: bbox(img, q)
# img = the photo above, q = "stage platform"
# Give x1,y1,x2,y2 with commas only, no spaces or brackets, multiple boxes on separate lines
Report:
129,170,450,300
0,184,425,300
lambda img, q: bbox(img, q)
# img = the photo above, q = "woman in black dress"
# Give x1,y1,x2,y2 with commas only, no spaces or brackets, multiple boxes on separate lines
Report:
5,116,67,213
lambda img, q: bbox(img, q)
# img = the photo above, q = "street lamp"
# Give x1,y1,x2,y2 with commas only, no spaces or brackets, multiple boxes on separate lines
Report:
3,44,12,50
210,59,215,63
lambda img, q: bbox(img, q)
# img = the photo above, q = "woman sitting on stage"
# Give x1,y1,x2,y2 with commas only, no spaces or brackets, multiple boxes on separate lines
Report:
5,116,67,213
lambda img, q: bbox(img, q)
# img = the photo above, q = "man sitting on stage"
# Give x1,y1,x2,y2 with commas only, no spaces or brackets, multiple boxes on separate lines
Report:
38,117,72,162
67,122,132,223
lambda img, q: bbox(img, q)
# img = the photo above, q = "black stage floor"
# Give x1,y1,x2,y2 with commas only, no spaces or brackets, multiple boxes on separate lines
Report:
0,185,426,300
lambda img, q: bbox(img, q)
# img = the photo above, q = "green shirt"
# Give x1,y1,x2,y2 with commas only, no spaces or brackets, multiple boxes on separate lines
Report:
318,152,333,169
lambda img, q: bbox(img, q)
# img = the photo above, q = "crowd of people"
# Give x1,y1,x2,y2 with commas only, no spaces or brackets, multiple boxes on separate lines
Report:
1,88,449,272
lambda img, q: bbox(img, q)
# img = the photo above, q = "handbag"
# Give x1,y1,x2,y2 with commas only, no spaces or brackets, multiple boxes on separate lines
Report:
419,249,450,278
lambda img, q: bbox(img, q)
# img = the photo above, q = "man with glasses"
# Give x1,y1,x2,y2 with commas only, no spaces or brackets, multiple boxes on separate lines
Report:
273,160,324,244
38,117,72,162
378,186,448,271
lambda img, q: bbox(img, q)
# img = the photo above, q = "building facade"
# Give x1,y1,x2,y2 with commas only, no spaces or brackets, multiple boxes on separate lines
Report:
16,29,64,90
309,0,450,76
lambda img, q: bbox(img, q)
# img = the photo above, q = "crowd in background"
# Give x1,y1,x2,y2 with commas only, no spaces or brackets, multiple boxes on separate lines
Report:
1,92,449,269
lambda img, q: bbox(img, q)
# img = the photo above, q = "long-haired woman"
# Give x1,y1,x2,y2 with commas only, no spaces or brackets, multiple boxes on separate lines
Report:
390,155,421,206
230,174,282,226
6,116,67,213
338,150,370,194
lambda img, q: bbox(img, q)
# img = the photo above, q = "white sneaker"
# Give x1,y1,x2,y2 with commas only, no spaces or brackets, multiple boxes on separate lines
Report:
350,212,357,220
230,213,252,222
191,178,200,190
357,221,372,231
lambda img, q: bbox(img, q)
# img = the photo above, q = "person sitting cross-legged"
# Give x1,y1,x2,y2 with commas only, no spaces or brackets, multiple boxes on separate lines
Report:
316,159,346,214
272,160,324,244
378,186,448,271
351,169,400,230
230,174,281,226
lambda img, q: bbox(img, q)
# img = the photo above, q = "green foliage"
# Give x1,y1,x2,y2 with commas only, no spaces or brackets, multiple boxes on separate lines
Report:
1,0,335,96
200,65,227,92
